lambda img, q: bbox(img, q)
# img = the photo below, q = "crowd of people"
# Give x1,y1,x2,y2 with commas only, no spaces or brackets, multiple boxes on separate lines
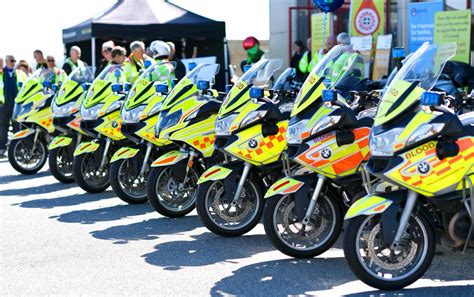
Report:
0,39,185,157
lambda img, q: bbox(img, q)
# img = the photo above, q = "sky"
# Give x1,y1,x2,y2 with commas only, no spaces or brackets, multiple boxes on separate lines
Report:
0,0,269,66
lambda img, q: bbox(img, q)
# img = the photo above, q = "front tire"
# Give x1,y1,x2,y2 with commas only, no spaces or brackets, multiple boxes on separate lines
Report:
263,190,343,258
195,175,264,237
343,211,435,290
147,164,201,218
48,146,75,183
72,152,110,193
8,137,47,175
110,158,149,204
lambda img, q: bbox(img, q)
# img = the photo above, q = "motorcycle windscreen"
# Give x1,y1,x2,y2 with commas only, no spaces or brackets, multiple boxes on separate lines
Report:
374,42,457,126
123,62,174,110
291,45,346,117
161,63,220,111
82,64,126,108
54,66,94,106
218,59,282,117
15,68,55,104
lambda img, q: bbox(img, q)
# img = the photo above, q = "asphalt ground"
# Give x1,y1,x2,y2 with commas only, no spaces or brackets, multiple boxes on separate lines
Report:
0,158,473,296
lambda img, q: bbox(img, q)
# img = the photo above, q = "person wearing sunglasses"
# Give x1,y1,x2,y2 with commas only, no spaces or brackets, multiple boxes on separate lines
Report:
96,40,115,77
62,46,86,75
0,55,27,157
46,56,66,85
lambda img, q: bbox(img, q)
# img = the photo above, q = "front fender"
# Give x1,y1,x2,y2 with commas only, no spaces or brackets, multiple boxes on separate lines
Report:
264,177,304,198
151,150,188,167
344,195,393,220
10,128,35,140
48,136,73,150
73,141,100,157
111,147,139,163
197,165,234,185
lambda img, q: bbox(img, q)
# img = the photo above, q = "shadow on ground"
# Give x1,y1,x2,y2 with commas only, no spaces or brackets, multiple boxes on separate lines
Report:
15,190,116,209
210,247,474,297
1,181,76,197
0,170,50,185
90,215,203,244
142,232,274,270
50,202,154,224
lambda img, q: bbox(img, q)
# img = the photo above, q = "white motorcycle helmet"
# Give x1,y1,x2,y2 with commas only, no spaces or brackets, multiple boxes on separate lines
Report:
150,40,171,58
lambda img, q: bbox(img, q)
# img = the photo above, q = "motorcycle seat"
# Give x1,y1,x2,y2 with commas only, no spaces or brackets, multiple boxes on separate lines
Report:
459,112,474,126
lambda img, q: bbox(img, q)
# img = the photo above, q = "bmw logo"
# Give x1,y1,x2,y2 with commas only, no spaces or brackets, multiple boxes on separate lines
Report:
321,148,331,159
417,162,430,174
112,121,118,128
248,139,258,149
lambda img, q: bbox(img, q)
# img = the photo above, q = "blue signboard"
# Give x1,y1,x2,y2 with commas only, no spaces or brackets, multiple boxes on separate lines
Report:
408,1,444,53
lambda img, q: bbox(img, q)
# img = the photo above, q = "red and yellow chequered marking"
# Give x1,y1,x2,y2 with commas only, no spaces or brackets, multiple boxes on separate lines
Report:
193,135,216,150
235,125,287,162
386,137,474,196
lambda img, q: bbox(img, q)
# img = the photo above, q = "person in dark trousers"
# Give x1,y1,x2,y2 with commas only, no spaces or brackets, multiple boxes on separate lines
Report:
0,55,20,157
167,41,186,80
290,40,305,82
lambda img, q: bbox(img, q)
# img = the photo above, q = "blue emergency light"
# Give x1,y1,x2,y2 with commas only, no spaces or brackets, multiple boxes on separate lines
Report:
81,83,90,91
124,83,131,92
144,60,152,69
155,83,168,93
322,89,337,102
111,84,123,93
188,62,197,71
249,87,264,99
42,81,51,89
392,47,406,59
52,84,59,92
225,84,233,94
114,69,122,78
420,91,443,106
323,78,332,88
18,82,23,88
243,64,252,73
197,80,210,91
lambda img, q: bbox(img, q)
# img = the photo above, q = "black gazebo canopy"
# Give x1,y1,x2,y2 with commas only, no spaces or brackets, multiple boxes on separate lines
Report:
62,0,229,88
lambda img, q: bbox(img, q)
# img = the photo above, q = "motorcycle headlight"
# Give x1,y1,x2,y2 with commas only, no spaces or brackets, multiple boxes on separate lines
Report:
81,103,104,120
215,114,238,136
52,101,77,117
121,104,147,123
406,123,444,148
369,128,403,157
311,116,341,135
286,119,309,144
240,110,267,129
105,100,122,114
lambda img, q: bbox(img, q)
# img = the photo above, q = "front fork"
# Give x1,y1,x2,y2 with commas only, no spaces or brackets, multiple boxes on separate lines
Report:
230,162,252,206
301,174,327,225
138,142,153,177
390,190,418,250
31,128,40,153
99,138,112,169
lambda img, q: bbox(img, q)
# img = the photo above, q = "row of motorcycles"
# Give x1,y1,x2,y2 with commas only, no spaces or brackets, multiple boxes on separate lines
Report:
7,41,473,290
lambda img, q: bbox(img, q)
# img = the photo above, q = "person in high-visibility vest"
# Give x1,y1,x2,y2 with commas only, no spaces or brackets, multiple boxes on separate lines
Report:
299,35,337,77
62,46,86,75
0,55,27,156
124,41,153,84
45,56,67,85
149,40,176,86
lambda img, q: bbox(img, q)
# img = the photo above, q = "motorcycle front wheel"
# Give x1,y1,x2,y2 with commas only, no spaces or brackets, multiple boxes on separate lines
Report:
147,164,201,218
8,137,47,175
110,157,149,204
195,175,264,237
48,145,75,183
263,190,343,258
343,212,435,290
72,152,110,193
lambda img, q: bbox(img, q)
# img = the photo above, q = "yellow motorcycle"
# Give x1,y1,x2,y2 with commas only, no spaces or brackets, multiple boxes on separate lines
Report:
148,63,225,217
49,66,94,183
196,59,296,236
109,61,177,204
9,69,58,174
72,64,129,193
